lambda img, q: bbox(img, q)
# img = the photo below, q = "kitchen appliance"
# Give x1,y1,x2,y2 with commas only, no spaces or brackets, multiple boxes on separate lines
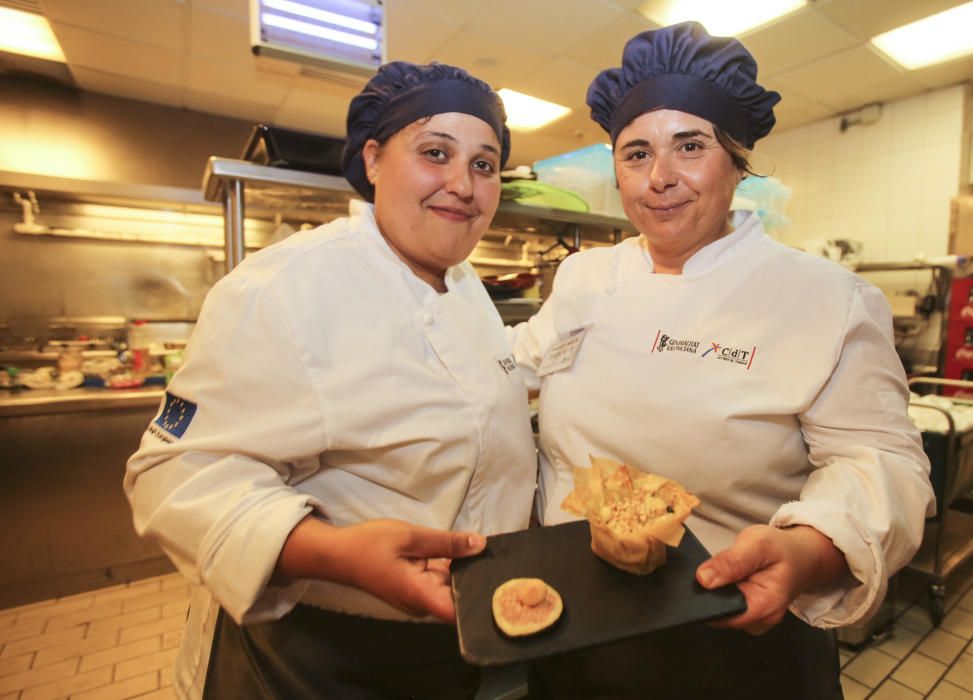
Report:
241,124,346,176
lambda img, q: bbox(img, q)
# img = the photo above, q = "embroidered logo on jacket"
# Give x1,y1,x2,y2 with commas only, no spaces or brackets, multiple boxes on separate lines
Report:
651,330,699,354
652,332,757,370
702,341,757,370
151,392,197,440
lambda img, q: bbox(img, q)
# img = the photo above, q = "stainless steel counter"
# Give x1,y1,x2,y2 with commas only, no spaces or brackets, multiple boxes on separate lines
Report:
0,386,164,417
0,385,171,607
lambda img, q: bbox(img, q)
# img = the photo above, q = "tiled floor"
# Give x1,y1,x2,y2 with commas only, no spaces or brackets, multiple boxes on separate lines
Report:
2,565,973,700
0,573,188,700
839,563,973,700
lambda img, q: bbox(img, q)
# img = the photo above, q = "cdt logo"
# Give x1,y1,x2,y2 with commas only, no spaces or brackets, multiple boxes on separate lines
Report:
701,341,758,370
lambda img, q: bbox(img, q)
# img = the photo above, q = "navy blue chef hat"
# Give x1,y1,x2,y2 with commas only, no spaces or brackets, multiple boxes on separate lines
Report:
342,61,510,202
587,21,780,149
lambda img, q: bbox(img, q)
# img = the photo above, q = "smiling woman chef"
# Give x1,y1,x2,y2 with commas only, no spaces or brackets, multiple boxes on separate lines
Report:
512,22,935,699
124,62,536,700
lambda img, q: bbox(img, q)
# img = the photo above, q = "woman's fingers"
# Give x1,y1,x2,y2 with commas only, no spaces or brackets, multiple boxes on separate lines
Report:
698,526,801,635
400,525,487,560
697,526,771,589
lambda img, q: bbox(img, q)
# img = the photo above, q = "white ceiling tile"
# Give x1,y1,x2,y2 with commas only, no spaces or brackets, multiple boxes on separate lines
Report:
189,7,251,62
71,66,185,109
603,0,650,9
384,0,462,63
185,90,276,124
188,55,296,106
764,86,835,132
273,82,354,138
562,11,659,70
399,0,491,26
770,45,921,112
52,22,187,89
289,74,361,99
532,110,606,146
743,8,860,78
502,57,601,112
41,0,186,51
188,0,249,20
814,0,968,40
909,55,973,91
469,0,624,55
253,55,303,78
433,28,549,87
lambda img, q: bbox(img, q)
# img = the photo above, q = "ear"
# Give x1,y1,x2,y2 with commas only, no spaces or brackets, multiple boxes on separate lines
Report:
362,139,381,186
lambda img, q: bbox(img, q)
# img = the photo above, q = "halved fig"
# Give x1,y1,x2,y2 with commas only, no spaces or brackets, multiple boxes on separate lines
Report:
491,577,563,637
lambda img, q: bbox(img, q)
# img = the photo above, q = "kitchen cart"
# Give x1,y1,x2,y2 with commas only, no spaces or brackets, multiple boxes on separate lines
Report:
906,377,973,625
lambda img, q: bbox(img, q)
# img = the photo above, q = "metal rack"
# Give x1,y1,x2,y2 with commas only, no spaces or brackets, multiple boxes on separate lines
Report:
906,377,973,625
201,157,636,273
855,261,954,377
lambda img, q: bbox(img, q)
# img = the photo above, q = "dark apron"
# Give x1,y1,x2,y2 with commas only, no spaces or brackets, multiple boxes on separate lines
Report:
527,613,843,700
202,605,480,700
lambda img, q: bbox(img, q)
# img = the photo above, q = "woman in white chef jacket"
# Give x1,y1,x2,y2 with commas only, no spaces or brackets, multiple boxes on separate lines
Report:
125,61,536,700
512,23,935,699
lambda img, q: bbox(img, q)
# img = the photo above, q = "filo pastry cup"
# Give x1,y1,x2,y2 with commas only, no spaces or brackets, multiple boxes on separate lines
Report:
561,455,700,575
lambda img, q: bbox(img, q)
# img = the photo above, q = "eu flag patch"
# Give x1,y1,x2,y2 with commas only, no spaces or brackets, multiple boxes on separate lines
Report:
154,392,197,439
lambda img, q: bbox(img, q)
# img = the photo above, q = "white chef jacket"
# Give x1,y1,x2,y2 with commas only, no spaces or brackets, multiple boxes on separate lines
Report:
125,200,536,697
511,211,934,629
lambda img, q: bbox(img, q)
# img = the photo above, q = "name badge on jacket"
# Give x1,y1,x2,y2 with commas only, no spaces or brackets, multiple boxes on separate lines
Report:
537,326,591,377
496,354,518,375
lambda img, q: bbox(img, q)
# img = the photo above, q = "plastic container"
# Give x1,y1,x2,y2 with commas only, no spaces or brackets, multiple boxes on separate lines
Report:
533,144,626,219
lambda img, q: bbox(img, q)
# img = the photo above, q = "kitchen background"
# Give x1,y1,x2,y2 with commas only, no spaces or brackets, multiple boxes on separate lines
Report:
3,1,973,699
1,0,973,329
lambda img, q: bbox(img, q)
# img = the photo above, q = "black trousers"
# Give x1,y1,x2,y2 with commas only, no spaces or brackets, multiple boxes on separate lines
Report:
527,613,843,700
202,605,480,700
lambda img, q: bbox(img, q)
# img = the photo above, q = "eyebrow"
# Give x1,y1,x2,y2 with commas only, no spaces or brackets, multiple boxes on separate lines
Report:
673,129,713,140
618,130,715,151
417,130,501,156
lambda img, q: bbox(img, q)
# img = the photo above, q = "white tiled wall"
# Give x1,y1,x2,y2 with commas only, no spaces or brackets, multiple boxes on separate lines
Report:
753,84,969,262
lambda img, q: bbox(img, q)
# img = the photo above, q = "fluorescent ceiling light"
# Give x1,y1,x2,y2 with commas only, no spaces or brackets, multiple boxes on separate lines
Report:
870,2,973,70
252,0,383,76
0,6,65,62
263,0,377,34
638,0,807,36
262,13,378,50
497,89,571,132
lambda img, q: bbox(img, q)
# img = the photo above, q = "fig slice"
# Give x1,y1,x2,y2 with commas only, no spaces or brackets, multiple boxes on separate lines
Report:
491,577,563,637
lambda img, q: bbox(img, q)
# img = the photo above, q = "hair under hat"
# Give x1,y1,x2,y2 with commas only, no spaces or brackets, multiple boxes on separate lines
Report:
587,22,780,149
341,61,510,202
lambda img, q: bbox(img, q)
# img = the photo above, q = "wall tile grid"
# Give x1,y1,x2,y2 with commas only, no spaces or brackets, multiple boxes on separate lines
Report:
755,84,968,264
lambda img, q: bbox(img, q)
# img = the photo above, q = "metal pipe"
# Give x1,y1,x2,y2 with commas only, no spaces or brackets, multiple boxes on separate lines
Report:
223,179,246,274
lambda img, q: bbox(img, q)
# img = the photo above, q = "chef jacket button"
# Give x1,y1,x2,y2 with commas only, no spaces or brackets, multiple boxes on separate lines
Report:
422,312,434,325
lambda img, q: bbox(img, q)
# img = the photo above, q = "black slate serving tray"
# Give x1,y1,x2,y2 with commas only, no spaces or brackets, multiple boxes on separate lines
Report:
451,520,746,666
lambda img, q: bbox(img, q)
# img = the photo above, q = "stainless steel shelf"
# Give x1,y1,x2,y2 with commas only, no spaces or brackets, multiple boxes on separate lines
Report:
201,157,637,271
0,387,164,417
